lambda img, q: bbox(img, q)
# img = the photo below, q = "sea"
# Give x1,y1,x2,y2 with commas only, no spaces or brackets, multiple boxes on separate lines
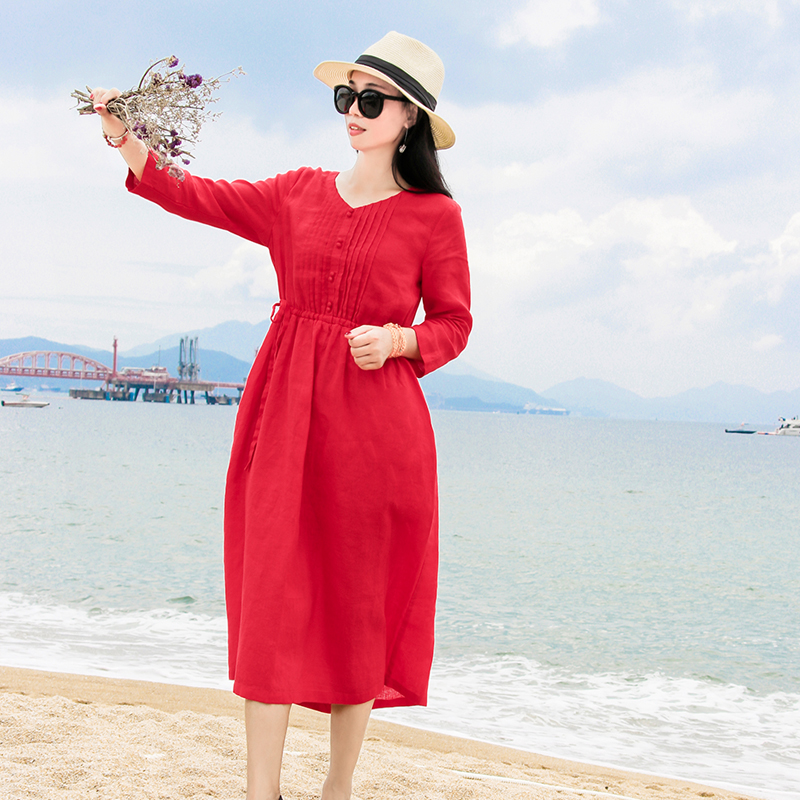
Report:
1,396,798,799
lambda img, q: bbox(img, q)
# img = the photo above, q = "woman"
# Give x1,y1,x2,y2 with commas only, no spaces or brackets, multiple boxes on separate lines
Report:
92,31,471,800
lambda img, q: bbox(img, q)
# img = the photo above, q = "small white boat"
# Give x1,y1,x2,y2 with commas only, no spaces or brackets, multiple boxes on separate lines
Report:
1,395,49,408
760,417,800,436
2,382,25,393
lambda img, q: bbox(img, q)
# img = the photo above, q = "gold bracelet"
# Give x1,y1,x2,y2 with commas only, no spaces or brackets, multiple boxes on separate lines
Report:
383,323,407,358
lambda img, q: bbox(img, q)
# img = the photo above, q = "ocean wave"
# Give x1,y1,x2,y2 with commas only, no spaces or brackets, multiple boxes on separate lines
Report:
2,593,798,799
0,592,229,688
376,654,800,800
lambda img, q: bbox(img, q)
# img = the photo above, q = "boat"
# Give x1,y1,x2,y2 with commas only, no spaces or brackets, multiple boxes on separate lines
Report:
725,425,757,434
1,395,49,408
2,382,24,393
207,394,237,405
759,417,800,436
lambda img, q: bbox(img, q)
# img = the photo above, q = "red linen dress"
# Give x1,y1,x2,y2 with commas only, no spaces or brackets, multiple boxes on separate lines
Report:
127,161,471,711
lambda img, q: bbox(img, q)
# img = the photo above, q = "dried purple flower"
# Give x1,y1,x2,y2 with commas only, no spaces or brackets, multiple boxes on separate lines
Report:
168,56,179,68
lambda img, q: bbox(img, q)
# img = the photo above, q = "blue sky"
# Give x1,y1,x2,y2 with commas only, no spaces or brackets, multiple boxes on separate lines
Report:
2,0,800,395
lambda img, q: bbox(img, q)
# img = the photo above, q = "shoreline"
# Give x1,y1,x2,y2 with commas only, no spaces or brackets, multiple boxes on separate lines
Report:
1,665,763,800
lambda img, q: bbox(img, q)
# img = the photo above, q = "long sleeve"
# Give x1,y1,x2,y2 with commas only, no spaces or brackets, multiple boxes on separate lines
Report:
126,156,307,248
411,200,472,377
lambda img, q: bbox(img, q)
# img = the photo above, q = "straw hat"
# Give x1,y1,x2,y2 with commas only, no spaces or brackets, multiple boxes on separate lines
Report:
314,31,455,150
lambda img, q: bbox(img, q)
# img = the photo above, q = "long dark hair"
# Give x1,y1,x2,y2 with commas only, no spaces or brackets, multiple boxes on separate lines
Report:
392,109,452,199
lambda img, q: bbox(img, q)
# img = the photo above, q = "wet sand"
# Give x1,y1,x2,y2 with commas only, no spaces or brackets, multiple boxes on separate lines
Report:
0,665,760,800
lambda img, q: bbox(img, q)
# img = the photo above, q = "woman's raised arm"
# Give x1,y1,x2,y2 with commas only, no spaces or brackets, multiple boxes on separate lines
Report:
91,87,148,181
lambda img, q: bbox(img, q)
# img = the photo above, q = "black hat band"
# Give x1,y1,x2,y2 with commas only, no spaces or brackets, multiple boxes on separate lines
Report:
354,54,437,112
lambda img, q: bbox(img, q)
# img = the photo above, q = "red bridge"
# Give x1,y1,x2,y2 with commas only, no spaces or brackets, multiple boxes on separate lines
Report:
0,351,113,382
0,344,244,404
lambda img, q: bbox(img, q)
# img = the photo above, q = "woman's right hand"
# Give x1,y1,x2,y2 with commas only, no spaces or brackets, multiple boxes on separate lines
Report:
91,87,126,137
91,86,148,181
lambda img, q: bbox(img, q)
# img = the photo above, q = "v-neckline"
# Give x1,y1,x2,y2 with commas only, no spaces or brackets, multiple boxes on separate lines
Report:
333,172,403,210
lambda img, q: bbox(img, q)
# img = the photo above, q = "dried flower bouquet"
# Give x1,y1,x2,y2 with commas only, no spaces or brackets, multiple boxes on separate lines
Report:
72,56,244,181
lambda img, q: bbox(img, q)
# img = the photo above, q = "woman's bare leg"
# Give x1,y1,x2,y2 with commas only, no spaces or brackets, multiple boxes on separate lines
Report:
321,699,375,800
245,700,291,800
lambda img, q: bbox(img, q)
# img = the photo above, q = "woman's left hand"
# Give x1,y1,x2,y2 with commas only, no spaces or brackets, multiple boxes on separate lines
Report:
345,325,393,370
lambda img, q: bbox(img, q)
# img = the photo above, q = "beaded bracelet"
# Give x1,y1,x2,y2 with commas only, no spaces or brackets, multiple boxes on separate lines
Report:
383,323,407,358
103,130,129,148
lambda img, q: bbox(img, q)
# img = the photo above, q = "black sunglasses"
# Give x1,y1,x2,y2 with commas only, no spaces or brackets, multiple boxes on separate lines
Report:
333,85,407,119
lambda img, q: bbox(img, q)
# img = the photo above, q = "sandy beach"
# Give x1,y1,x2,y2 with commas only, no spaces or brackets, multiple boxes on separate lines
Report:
0,665,761,800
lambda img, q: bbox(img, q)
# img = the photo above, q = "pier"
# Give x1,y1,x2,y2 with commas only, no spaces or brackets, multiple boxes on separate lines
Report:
0,337,244,404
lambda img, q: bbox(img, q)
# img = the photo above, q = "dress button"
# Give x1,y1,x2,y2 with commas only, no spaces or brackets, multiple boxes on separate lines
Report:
326,301,333,312
328,272,335,282
347,210,353,218
335,240,342,248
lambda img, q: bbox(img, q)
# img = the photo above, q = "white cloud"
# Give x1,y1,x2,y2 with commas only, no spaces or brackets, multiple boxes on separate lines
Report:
747,210,800,304
199,113,346,180
752,333,784,351
462,199,800,393
593,197,737,277
190,241,278,300
672,0,785,25
482,208,591,281
767,211,800,277
0,93,117,184
473,196,736,314
446,63,773,229
496,0,600,48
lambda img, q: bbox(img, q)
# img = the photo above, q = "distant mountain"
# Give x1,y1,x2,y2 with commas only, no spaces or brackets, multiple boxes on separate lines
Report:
437,359,505,382
0,336,112,363
655,382,800,424
421,370,564,413
541,378,642,418
122,319,271,363
1,334,563,414
6,333,797,423
543,377,800,424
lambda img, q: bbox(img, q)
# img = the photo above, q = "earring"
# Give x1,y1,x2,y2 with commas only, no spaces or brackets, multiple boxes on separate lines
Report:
399,128,408,154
